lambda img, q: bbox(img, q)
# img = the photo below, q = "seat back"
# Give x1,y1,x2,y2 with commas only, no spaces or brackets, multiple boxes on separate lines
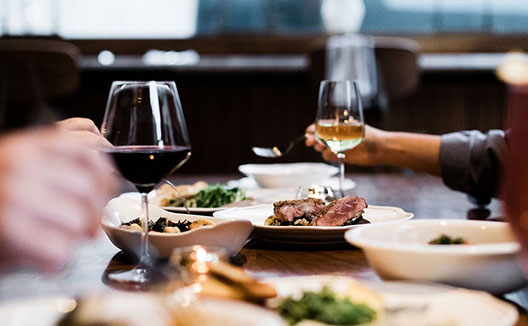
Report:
0,39,80,130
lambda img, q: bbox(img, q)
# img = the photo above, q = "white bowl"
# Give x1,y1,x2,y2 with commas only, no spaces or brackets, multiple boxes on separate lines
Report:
101,197,253,258
238,162,339,188
345,219,526,294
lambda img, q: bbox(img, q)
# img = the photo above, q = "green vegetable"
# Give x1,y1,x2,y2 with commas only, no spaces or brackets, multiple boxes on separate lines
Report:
278,286,376,325
185,184,246,208
428,234,466,245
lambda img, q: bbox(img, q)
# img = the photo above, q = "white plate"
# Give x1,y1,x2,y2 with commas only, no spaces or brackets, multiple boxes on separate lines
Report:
118,192,227,214
265,276,518,326
101,197,253,258
119,189,260,215
0,293,284,326
213,204,413,244
239,162,340,188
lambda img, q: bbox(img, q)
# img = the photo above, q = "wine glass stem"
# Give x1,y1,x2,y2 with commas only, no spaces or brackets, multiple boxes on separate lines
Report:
337,152,346,198
140,192,152,267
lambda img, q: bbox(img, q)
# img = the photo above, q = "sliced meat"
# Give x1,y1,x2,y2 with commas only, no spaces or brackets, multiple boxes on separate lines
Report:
273,198,325,222
311,195,367,226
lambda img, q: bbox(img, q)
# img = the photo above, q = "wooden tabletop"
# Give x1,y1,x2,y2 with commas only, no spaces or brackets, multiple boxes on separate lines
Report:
0,172,526,325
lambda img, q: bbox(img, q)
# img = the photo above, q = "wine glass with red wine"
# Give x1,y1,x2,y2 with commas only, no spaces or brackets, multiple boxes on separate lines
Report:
101,81,191,285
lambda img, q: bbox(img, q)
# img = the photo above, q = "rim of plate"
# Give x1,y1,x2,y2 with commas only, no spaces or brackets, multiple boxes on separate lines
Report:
214,204,414,231
161,206,226,213
345,220,520,255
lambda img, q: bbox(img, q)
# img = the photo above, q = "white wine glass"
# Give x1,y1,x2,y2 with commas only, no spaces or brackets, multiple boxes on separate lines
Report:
101,81,191,285
315,80,364,197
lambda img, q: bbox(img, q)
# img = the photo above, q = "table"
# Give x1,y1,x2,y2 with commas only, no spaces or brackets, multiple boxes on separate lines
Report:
0,172,526,325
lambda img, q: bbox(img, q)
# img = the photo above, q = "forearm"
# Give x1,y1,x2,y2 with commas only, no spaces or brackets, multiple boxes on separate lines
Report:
377,131,442,175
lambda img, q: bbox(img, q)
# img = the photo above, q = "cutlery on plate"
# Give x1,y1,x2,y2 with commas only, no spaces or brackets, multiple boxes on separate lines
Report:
252,134,307,158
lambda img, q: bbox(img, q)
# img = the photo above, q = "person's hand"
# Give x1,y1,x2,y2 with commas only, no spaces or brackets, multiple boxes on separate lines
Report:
305,124,387,166
0,127,118,272
56,117,112,149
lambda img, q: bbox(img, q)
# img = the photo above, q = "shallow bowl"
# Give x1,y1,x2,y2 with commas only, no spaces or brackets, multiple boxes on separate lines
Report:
101,197,253,258
345,219,526,294
238,162,338,188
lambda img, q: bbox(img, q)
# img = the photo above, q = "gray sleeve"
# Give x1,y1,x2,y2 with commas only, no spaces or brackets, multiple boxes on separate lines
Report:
440,130,506,204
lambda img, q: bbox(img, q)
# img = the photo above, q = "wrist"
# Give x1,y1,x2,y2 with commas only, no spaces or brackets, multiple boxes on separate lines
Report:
371,129,395,166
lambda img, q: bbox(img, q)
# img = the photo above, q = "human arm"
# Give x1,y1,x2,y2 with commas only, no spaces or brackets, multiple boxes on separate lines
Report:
0,126,117,272
305,124,441,175
306,124,506,203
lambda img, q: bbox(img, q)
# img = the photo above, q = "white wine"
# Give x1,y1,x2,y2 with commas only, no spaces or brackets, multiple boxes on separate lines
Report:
315,122,364,153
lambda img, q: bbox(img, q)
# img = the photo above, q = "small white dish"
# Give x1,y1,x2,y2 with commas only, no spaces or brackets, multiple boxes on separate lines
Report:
101,197,253,258
345,219,526,294
266,275,518,326
228,177,356,191
238,162,339,188
214,204,413,244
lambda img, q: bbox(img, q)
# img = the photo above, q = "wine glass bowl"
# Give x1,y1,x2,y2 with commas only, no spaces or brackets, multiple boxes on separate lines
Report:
314,80,364,197
101,81,191,285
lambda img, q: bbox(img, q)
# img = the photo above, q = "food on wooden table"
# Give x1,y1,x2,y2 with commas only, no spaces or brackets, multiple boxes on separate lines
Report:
265,195,369,226
429,234,467,245
120,217,212,233
154,182,246,208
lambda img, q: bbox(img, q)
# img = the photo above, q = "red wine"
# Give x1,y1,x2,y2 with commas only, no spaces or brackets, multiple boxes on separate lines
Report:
104,146,191,193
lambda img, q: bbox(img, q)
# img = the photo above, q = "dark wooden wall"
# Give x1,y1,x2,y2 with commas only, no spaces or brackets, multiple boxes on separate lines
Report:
67,67,321,174
62,66,506,174
379,72,507,134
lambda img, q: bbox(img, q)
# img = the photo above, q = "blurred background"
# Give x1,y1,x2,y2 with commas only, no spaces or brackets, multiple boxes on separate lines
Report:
1,0,527,173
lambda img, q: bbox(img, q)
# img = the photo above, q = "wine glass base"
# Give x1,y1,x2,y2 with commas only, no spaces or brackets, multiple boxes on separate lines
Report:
105,263,168,290
108,266,151,284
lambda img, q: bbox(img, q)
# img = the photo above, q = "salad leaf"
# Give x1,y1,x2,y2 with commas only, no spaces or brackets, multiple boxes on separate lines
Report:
186,184,246,208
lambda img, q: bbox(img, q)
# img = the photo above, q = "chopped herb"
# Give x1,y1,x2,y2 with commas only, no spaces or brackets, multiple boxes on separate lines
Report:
429,234,466,245
192,184,246,208
278,286,376,326
167,184,246,208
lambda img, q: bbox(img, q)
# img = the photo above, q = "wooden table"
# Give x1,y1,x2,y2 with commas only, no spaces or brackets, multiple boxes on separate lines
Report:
0,172,526,325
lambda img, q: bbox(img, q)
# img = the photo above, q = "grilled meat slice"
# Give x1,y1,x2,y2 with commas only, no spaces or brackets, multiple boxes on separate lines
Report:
311,195,367,226
273,198,325,222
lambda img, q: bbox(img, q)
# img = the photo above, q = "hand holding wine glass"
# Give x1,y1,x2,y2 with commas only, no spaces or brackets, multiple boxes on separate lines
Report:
101,81,191,285
314,80,364,197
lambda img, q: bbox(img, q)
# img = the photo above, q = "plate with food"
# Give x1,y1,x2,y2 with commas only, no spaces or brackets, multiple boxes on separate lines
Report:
213,195,413,244
265,275,518,326
101,197,253,258
121,181,250,214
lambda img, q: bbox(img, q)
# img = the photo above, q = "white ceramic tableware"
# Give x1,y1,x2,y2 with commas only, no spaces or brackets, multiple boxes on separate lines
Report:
101,197,253,258
238,162,339,188
345,219,526,294
214,204,413,244
266,275,518,326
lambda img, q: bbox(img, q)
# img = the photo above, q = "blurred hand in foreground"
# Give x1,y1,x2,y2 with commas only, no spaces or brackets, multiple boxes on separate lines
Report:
56,117,112,149
0,126,117,272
